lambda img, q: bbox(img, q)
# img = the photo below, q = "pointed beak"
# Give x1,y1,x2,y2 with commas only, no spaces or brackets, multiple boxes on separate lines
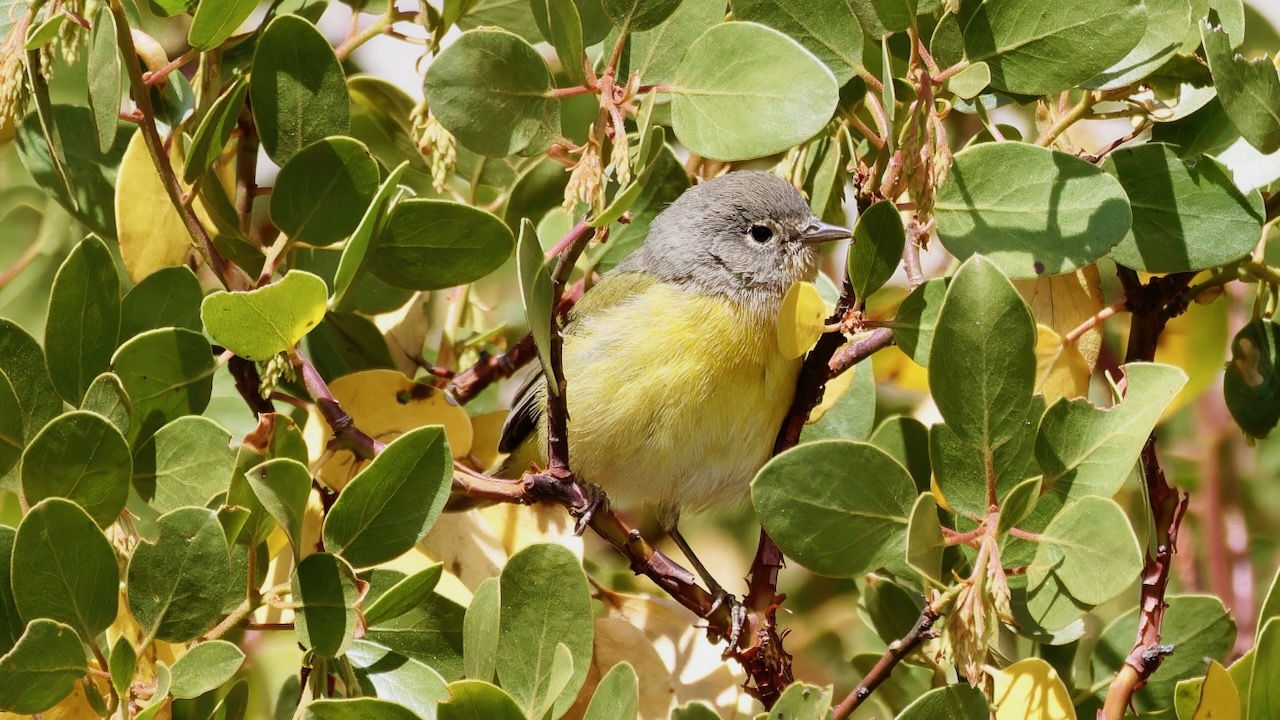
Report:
801,219,852,245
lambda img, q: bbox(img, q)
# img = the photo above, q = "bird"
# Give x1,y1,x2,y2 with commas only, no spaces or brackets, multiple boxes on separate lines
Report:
492,170,851,593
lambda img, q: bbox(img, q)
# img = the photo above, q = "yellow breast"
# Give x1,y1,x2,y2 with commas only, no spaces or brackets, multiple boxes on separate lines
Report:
547,281,802,523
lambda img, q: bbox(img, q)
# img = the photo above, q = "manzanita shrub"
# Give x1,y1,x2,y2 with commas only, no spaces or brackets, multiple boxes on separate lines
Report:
0,0,1279,717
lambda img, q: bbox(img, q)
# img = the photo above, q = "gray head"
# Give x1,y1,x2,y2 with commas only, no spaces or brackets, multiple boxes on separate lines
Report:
619,171,850,305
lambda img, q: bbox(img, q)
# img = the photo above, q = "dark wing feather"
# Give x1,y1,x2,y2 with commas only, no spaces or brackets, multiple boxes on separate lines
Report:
498,370,543,453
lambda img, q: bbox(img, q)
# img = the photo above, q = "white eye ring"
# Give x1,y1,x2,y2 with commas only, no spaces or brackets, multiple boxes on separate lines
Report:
749,225,773,243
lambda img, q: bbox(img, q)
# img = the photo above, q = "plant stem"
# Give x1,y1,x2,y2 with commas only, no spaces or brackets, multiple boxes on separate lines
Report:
108,0,235,288
1035,90,1096,147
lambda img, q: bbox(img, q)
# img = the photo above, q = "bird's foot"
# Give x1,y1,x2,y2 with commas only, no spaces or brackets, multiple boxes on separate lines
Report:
708,591,749,650
572,482,607,536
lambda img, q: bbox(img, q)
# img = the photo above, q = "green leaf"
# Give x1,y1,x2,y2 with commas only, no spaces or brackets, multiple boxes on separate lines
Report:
1028,496,1140,605
601,0,680,30
517,218,557,385
905,491,944,586
753,440,916,577
863,576,925,643
731,0,864,84
109,636,136,701
1251,618,1280,720
895,684,990,719
1201,19,1280,154
293,552,360,658
464,576,500,681
1084,0,1197,90
16,105,129,239
303,698,423,720
996,475,1041,535
208,679,249,720
947,61,990,100
184,78,250,184
21,411,131,528
438,680,526,720
624,0,724,93
323,426,452,567
802,353,877,443
11,498,119,642
46,235,120,404
669,22,839,161
930,256,1035,451
86,7,121,154
870,415,932,492
305,312,396,379
112,327,217,443
251,14,351,165
959,0,1145,95
935,143,1132,279
119,266,204,341
533,0,586,85
1036,362,1187,499
931,396,1043,520
169,640,244,698
0,526,23,651
455,0,543,41
347,640,449,718
0,619,87,713
672,702,721,720
243,458,312,562
1097,595,1236,712
1103,144,1264,272
0,320,64,472
127,507,232,643
81,373,131,435
133,416,237,513
848,199,904,300
1225,318,1280,438
363,564,444,627
362,591,466,680
497,543,594,720
1259,564,1280,645
892,277,946,368
583,662,638,720
767,682,832,719
271,138,381,247
368,200,515,290
332,161,410,312
424,29,561,157
189,0,259,49
201,270,328,361
0,372,21,479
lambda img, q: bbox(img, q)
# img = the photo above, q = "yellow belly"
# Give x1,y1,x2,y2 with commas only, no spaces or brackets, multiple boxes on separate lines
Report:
527,283,802,523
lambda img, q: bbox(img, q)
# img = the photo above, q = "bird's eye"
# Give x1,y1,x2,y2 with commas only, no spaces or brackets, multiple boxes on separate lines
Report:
749,225,773,243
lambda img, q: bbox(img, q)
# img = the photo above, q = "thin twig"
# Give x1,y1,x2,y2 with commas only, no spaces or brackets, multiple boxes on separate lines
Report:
1036,90,1096,147
109,0,235,287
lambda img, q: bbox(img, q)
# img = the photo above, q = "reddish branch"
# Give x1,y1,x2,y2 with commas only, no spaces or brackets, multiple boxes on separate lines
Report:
1100,267,1196,719
833,605,942,720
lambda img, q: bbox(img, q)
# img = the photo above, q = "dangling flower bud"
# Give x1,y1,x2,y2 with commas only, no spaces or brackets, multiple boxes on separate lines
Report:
412,102,457,194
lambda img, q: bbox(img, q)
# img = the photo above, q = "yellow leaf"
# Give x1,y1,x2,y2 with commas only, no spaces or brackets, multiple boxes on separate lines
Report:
562,618,675,720
875,345,931,392
467,410,508,471
992,657,1076,720
809,364,855,424
1193,660,1240,720
777,281,826,359
1033,325,1090,402
115,130,192,281
478,503,582,560
600,590,750,717
1014,265,1105,370
304,369,474,491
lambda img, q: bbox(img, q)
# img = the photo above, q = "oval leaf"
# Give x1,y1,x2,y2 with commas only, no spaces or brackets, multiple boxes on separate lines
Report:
935,143,1132,280
753,440,916,577
21,411,131,528
127,507,232,643
670,22,839,161
112,328,217,443
201,270,329,361
322,425,452,567
46,235,120,404
293,552,359,659
251,15,350,165
368,199,515,290
847,199,905,300
169,640,245,698
0,619,87,713
271,138,380,247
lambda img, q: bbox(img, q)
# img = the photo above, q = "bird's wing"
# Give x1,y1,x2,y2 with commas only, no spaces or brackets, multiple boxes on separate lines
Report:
496,270,656,454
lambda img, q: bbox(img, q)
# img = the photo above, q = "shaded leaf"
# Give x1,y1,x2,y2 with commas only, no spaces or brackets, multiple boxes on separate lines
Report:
251,15,350,165
21,411,130,527
127,507,232,643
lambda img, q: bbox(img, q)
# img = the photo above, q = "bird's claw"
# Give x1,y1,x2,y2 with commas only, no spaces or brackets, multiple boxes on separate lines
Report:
572,483,607,536
708,591,749,650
